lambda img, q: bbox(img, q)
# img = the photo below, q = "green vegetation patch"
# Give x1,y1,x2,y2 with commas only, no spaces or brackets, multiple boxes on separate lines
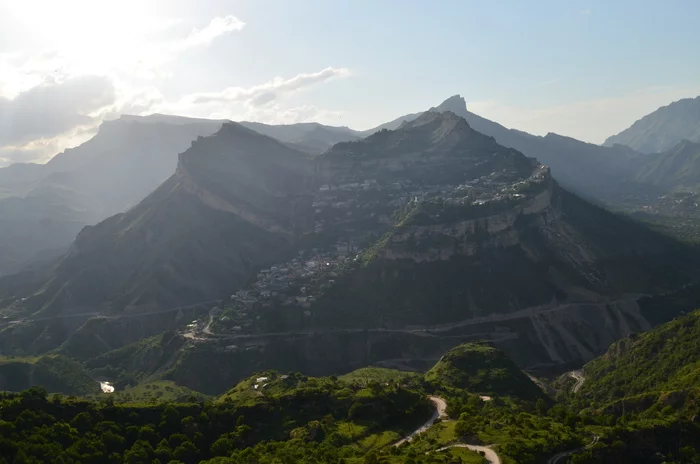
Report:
0,354,98,396
425,342,545,401
339,367,423,385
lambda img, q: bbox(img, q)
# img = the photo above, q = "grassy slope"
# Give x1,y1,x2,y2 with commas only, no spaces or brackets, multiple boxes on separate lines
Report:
339,367,423,385
425,342,545,401
577,310,700,407
0,354,99,395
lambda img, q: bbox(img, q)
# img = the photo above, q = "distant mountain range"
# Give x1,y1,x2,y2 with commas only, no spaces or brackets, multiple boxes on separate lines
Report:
3,123,312,318
604,96,700,153
2,93,700,349
2,110,697,374
3,94,700,280
0,117,224,276
0,116,360,276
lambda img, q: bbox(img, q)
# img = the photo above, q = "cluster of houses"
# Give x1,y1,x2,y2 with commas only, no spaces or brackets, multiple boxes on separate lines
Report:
203,169,548,336
223,241,363,322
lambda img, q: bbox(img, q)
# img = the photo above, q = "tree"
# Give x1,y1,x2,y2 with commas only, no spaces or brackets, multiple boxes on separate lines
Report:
173,441,198,462
211,436,233,456
70,412,92,434
454,420,474,438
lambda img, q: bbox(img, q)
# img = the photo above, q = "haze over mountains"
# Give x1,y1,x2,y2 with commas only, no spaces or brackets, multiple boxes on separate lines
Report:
2,92,700,280
0,115,363,277
4,89,700,464
604,96,700,153
1,94,700,369
6,123,312,318
0,117,224,276
2,104,699,379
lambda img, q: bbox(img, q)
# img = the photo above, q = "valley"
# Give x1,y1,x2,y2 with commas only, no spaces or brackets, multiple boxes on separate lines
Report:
3,107,700,402
3,4,700,461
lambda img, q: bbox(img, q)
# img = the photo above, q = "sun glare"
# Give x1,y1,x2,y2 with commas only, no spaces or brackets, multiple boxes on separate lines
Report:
6,0,171,79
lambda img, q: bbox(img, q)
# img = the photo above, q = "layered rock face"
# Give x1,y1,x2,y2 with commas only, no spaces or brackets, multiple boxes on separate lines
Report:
2,111,698,378
300,113,696,370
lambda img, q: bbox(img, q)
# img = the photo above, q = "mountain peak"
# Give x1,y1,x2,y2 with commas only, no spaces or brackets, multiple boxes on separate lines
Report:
431,94,468,117
403,109,470,128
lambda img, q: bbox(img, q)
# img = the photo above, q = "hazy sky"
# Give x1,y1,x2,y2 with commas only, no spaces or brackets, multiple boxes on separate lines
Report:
1,0,699,165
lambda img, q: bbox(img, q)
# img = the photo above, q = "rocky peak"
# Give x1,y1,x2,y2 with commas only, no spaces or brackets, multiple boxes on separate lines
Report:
430,94,468,116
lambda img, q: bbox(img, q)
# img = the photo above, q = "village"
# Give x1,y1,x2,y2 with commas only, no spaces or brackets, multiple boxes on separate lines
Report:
206,238,363,334
187,167,549,338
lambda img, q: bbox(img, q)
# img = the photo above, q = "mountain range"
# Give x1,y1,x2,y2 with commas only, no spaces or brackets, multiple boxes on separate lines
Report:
0,117,224,276
2,93,700,463
1,94,700,372
605,95,700,153
1,108,698,379
4,93,700,279
3,123,312,319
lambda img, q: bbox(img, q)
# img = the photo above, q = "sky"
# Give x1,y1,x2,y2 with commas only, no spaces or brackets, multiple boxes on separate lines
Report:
1,0,699,165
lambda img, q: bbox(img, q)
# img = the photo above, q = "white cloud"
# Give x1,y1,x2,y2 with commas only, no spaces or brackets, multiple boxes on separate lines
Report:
147,67,352,125
178,15,245,50
469,85,700,143
579,8,592,15
0,12,249,166
0,64,351,166
189,67,350,106
0,75,115,146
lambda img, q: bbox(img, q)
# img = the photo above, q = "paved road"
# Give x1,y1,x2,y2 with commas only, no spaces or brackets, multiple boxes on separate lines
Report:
393,396,447,446
547,435,599,464
435,444,501,464
570,370,585,393
2,300,219,328
394,396,502,464
192,296,643,341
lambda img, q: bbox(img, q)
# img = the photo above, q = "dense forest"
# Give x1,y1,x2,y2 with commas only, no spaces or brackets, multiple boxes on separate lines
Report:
4,316,700,463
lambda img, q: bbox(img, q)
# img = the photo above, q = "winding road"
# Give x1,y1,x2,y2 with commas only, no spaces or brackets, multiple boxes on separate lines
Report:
394,396,502,464
547,434,599,464
569,370,585,393
435,444,501,464
393,396,447,446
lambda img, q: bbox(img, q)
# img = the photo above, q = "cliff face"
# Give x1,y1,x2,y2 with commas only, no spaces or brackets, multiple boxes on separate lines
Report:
381,171,555,263
301,114,697,370
3,123,314,318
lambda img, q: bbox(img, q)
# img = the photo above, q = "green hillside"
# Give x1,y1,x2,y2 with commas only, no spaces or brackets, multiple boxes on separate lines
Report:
0,354,98,396
425,343,545,401
11,334,700,463
575,309,700,410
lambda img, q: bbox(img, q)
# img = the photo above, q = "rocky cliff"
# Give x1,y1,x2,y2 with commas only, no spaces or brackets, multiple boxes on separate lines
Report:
298,114,698,370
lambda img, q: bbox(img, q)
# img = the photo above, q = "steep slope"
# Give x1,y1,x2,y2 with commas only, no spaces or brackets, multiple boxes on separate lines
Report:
563,311,700,463
604,96,700,153
174,111,700,376
575,309,700,408
300,112,698,369
633,139,700,190
365,95,653,204
2,123,313,318
0,116,223,276
313,111,537,238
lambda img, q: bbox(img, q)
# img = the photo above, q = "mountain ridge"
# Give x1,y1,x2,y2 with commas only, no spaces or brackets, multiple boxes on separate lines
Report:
1,122,312,320
604,96,700,153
